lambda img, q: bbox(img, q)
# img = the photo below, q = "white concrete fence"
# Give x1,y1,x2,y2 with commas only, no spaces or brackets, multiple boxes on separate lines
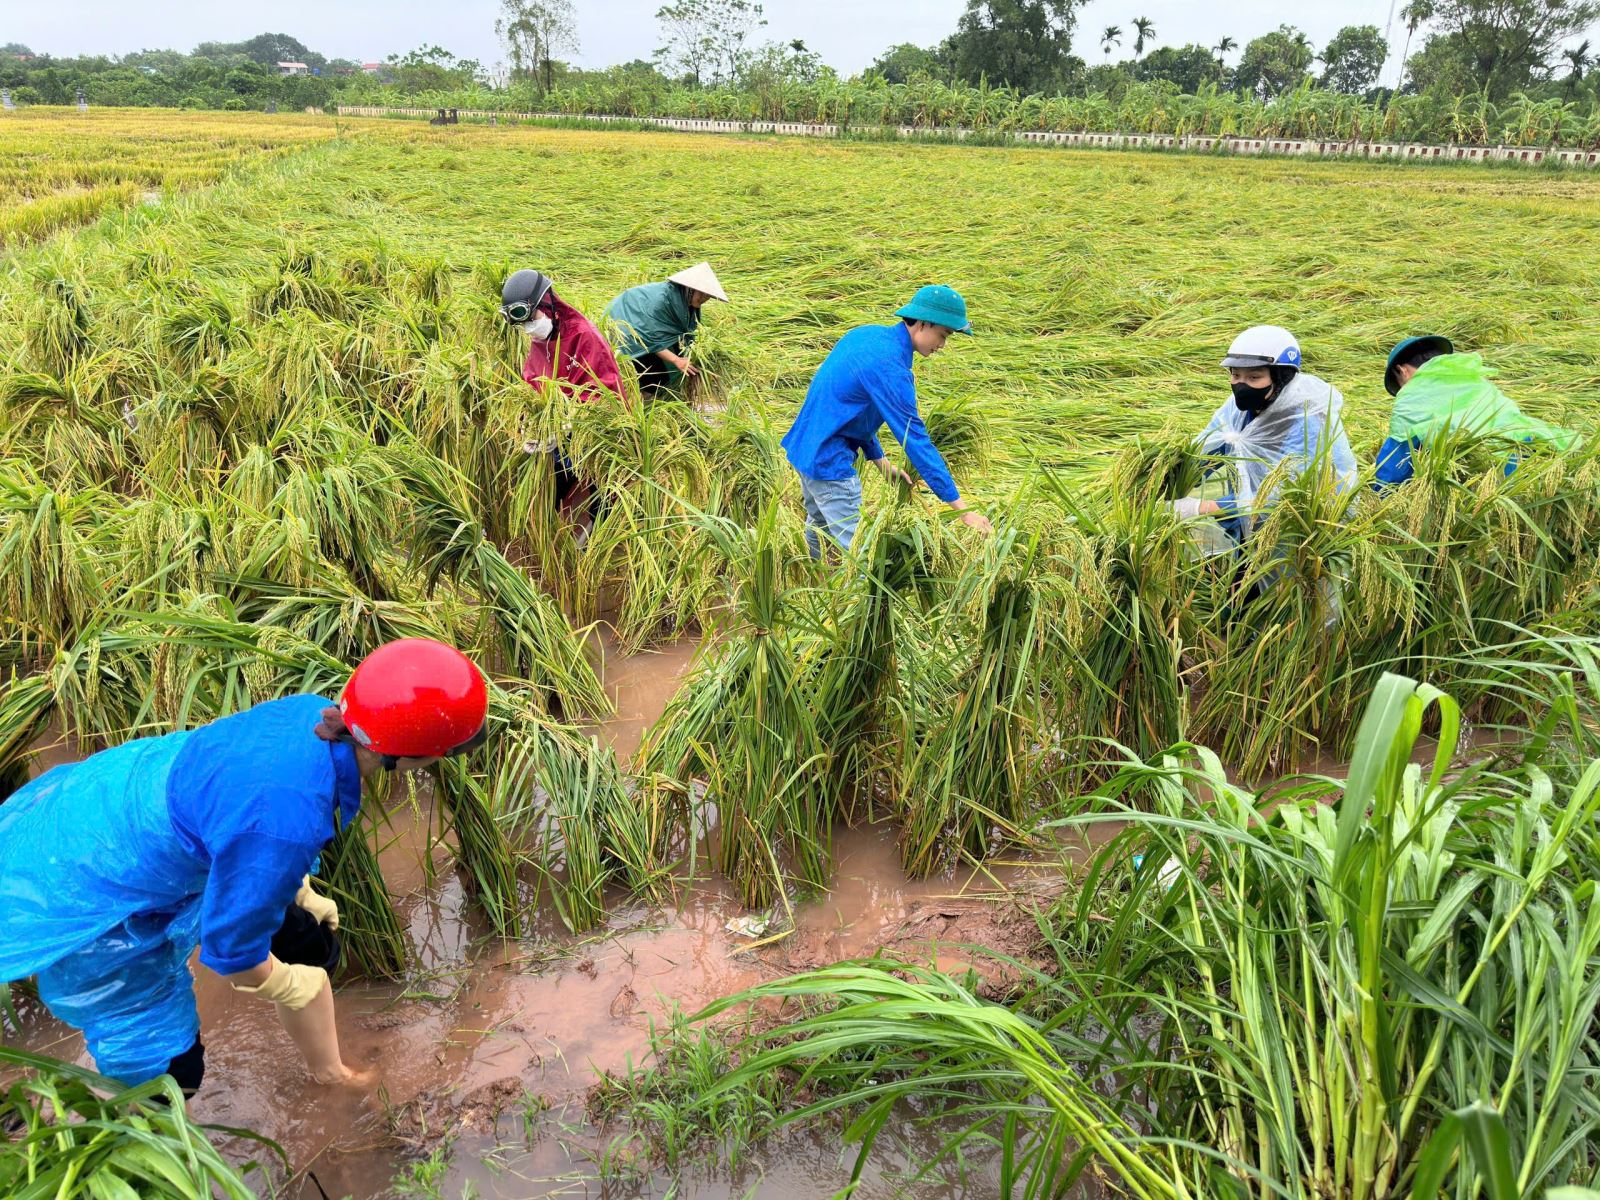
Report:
335,106,1600,168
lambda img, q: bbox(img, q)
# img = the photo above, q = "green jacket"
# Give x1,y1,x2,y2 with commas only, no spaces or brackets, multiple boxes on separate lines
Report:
1389,353,1572,449
605,282,699,375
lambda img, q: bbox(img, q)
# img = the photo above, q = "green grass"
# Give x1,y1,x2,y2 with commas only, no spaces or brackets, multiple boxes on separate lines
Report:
0,1046,282,1199
697,665,1600,1199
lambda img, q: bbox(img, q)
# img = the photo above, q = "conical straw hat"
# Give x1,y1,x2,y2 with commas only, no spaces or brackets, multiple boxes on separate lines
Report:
668,262,729,302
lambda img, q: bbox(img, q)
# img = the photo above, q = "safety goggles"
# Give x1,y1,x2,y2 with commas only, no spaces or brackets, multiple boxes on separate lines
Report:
501,299,541,324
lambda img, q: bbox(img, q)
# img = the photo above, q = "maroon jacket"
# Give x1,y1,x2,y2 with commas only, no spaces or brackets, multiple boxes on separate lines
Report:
520,291,623,401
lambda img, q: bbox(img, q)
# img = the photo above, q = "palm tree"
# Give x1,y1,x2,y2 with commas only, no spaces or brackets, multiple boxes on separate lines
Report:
1565,39,1592,94
1132,17,1156,58
1101,25,1123,59
1397,0,1433,90
1214,35,1237,65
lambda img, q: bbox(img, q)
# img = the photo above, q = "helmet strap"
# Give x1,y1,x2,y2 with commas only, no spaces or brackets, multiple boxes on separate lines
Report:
446,724,489,758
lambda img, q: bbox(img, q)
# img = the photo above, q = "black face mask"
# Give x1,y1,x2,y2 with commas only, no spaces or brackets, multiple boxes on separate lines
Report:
1231,381,1275,413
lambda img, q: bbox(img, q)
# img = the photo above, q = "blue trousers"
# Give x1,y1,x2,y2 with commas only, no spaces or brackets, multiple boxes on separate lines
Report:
36,905,203,1087
797,472,862,560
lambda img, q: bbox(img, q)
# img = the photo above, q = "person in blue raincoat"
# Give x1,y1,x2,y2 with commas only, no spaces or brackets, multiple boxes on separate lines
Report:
0,639,487,1094
604,262,729,396
781,284,993,560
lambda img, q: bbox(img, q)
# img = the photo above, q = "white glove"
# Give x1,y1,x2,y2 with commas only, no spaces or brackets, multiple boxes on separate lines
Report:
1172,497,1204,519
296,875,339,930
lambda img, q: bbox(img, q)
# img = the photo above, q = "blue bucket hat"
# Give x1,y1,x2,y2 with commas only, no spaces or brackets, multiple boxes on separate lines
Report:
1384,334,1454,396
896,285,973,335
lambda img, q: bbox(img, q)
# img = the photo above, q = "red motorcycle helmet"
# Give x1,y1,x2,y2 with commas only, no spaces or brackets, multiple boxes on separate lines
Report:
339,639,488,760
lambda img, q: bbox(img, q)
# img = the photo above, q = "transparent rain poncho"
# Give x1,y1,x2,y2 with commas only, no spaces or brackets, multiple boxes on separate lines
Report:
1190,372,1359,625
1195,371,1359,534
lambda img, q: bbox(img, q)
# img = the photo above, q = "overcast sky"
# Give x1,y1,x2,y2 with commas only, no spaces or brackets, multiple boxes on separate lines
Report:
13,0,1428,82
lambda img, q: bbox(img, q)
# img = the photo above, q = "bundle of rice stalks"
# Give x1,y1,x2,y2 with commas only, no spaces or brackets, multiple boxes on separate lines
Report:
0,672,56,801
407,254,453,306
1037,468,1195,770
812,507,946,821
249,247,366,323
123,387,232,488
1369,429,1600,690
479,695,616,921
919,394,992,478
101,497,213,606
396,343,506,472
338,244,406,291
433,752,526,939
0,366,128,489
1104,425,1210,510
264,446,405,600
432,689,635,936
521,730,620,933
894,527,1054,875
394,441,608,715
22,270,95,378
0,463,110,657
155,285,238,371
599,771,696,901
639,504,837,907
320,797,410,980
698,395,786,528
226,582,459,671
540,394,732,649
1190,461,1413,778
0,368,79,419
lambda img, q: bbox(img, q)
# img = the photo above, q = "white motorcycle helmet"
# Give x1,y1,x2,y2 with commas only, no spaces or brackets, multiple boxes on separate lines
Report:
1221,325,1302,371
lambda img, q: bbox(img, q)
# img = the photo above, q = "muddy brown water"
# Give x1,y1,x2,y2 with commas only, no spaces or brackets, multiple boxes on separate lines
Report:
12,639,1080,1198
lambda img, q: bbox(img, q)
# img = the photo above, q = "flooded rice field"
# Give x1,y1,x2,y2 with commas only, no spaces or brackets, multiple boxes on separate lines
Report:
12,638,1079,1199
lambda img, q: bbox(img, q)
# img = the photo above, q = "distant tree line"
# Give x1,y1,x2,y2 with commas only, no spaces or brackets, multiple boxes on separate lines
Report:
0,32,484,110
2,0,1597,146
865,0,1595,105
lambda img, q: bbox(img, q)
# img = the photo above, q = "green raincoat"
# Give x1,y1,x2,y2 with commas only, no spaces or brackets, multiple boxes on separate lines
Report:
1389,353,1573,449
605,282,699,380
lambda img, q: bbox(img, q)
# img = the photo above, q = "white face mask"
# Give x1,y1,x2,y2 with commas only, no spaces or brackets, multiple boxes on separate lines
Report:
522,315,554,340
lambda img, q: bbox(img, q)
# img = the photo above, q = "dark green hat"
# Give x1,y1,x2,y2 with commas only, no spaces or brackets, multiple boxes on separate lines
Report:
1385,335,1454,396
896,285,973,335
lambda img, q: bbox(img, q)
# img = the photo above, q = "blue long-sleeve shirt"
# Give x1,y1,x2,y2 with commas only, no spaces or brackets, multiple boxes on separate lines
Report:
780,322,960,504
1373,436,1417,491
1371,435,1522,493
0,694,362,983
168,695,363,974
